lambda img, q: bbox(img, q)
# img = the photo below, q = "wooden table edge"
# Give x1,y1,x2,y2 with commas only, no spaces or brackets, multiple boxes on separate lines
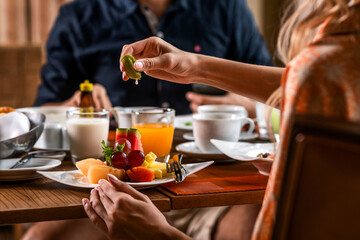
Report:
158,187,265,209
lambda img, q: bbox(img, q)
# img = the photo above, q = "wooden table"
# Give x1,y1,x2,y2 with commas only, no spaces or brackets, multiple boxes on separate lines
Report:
0,130,267,225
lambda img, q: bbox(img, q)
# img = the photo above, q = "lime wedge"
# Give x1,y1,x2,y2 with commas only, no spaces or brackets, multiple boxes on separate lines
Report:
121,54,142,82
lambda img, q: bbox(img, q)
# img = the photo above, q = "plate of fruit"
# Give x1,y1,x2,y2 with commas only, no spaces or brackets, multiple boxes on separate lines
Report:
38,128,213,189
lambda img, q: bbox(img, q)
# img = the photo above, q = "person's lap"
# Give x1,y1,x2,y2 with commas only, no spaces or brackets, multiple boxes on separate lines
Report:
21,204,261,240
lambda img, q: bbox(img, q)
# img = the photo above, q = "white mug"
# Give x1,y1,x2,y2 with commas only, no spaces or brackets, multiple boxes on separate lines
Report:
197,105,248,117
193,113,255,153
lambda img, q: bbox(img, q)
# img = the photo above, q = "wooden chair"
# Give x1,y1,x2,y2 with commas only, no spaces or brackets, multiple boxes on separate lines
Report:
272,115,360,240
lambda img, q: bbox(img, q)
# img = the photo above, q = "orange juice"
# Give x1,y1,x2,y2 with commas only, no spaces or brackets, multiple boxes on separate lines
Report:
133,123,174,157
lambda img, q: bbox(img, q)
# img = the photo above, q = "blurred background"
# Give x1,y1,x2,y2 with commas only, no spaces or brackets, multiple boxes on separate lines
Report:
0,0,284,108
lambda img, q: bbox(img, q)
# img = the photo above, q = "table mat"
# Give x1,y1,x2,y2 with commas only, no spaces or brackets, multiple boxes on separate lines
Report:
162,162,268,195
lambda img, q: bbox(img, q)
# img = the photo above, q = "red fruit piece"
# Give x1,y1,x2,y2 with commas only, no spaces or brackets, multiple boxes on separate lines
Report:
115,128,128,142
111,151,128,169
127,150,145,168
126,167,154,182
114,138,132,155
127,128,143,152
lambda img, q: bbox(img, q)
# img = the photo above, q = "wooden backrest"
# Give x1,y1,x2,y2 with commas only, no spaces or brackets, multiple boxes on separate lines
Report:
273,115,360,240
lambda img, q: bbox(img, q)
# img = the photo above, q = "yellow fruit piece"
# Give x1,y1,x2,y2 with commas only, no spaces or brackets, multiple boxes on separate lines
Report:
145,152,157,165
75,158,106,176
141,161,149,168
148,162,172,179
161,168,173,178
87,165,125,184
153,169,162,179
149,162,165,168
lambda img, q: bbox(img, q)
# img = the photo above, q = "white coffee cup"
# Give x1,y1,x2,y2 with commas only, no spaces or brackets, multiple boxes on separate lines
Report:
193,113,255,153
197,105,255,139
198,105,248,116
112,106,156,128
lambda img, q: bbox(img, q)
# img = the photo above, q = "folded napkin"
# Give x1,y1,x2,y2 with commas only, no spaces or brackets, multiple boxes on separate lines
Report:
162,161,268,195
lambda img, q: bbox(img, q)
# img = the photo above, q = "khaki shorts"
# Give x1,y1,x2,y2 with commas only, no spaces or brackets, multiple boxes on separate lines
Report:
164,207,229,240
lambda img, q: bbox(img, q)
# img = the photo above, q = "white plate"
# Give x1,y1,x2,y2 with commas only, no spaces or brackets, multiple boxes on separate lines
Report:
176,141,229,160
37,161,214,189
174,114,193,130
210,139,277,176
182,132,259,141
0,158,62,181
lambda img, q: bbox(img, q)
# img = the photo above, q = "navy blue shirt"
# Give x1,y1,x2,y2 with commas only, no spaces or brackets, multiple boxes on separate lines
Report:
35,0,272,114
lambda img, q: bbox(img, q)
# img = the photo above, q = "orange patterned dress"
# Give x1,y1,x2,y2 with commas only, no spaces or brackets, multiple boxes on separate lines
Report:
252,4,360,240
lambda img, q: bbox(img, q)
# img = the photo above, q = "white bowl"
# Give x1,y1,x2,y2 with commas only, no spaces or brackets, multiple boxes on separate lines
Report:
0,112,30,141
0,111,45,159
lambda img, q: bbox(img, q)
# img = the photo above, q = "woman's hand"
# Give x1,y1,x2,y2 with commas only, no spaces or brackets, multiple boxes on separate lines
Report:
120,37,199,85
83,174,190,240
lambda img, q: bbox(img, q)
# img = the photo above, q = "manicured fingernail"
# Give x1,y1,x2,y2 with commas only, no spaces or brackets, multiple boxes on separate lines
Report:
98,179,104,185
108,174,119,182
134,61,144,70
82,198,88,206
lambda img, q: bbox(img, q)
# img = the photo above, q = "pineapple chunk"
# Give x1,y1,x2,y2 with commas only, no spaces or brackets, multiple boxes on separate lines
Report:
145,152,157,165
141,161,149,168
161,168,172,178
149,162,164,168
153,169,163,179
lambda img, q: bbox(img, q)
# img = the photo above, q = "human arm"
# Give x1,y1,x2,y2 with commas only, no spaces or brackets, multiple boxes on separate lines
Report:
120,37,283,103
83,174,192,240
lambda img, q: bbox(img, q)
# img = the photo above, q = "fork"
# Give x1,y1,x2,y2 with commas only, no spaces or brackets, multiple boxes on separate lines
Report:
166,154,187,183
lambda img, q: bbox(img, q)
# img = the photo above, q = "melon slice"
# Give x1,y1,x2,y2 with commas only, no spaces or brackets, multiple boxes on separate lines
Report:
87,165,125,184
115,128,128,142
76,158,105,176
128,128,143,152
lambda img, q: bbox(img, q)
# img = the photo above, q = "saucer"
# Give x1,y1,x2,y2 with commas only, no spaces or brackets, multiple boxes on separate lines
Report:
175,141,229,160
182,132,259,141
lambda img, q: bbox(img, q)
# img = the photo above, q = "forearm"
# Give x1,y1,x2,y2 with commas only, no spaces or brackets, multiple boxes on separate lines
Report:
160,225,193,240
193,54,284,103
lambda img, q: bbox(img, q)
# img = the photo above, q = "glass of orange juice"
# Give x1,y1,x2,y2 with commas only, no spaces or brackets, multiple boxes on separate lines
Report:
131,108,175,161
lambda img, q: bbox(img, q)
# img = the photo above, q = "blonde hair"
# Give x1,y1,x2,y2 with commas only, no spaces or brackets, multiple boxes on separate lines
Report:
265,0,353,141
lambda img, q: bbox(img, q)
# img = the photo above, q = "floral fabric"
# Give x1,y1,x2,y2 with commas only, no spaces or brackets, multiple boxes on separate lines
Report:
253,5,360,240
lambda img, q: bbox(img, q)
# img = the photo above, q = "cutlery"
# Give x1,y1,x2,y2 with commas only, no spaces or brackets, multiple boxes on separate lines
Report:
166,153,187,183
9,151,64,169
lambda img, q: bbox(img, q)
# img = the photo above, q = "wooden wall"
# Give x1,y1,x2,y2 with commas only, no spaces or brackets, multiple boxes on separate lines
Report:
0,45,42,107
0,0,72,45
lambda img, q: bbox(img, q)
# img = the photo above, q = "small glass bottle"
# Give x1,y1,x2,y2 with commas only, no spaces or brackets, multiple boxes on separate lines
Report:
79,80,95,112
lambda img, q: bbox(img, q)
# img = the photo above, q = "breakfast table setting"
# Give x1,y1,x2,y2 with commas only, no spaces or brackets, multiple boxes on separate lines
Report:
0,104,276,225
